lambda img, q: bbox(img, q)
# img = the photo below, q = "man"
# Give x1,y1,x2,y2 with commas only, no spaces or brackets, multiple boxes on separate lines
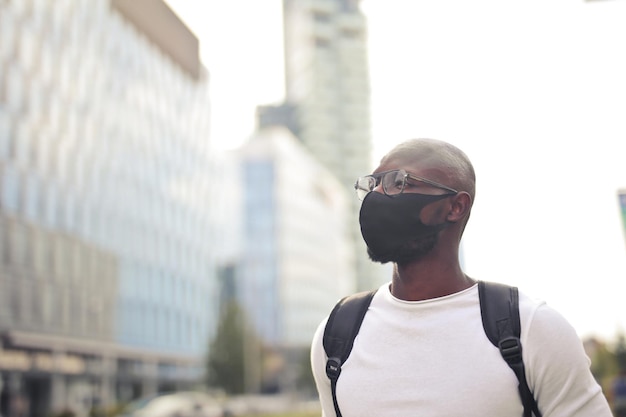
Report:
310,139,612,416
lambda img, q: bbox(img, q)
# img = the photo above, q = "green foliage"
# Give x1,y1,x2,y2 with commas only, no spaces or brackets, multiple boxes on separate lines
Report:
49,410,75,417
591,341,619,384
206,300,260,394
295,347,316,396
238,413,319,417
588,332,626,402
90,403,127,417
616,333,626,372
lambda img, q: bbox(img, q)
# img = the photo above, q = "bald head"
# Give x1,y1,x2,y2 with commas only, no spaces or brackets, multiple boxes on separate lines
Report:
380,138,476,202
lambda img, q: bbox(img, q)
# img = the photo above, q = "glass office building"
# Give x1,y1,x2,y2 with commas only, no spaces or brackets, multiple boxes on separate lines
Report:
276,0,388,292
0,0,228,413
238,126,355,390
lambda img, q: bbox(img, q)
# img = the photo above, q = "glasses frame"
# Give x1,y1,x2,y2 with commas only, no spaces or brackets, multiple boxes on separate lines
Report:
354,169,458,200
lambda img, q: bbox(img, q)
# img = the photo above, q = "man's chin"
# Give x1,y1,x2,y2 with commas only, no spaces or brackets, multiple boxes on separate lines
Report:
366,236,438,265
366,247,394,264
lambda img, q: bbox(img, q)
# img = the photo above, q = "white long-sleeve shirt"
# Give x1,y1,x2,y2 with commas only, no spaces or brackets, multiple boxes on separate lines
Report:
311,282,612,417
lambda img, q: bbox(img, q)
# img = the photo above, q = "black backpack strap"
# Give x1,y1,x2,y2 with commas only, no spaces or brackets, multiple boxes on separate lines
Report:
478,281,542,417
323,290,377,417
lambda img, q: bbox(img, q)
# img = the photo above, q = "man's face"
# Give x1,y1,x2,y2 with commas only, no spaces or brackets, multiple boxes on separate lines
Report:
360,156,455,265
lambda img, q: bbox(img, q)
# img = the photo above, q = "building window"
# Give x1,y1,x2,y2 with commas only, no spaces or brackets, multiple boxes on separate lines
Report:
341,28,361,39
0,216,7,265
313,11,330,23
0,112,13,160
8,219,26,268
315,38,330,48
0,165,20,213
9,280,21,322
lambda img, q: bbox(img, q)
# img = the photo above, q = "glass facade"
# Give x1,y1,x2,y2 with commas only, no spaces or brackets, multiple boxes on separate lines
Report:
242,160,279,342
239,127,355,351
0,0,228,411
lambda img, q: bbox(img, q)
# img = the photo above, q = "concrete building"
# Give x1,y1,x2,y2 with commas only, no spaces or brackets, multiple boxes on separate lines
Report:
0,0,231,413
262,0,388,291
237,126,355,388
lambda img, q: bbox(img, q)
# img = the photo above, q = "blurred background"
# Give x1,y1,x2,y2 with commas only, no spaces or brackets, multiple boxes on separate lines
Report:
0,0,625,416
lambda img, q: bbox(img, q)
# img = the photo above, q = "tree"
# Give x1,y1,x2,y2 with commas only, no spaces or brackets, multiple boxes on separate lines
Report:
589,338,618,388
295,347,317,397
206,300,261,394
616,333,626,372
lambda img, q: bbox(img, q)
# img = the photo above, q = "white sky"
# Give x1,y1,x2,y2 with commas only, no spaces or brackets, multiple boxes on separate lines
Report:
165,0,626,341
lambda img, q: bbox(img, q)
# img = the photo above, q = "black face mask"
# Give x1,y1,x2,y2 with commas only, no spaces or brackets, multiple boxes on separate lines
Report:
359,191,452,264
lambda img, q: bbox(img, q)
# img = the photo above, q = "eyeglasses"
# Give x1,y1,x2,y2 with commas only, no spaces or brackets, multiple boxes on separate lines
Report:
354,169,458,200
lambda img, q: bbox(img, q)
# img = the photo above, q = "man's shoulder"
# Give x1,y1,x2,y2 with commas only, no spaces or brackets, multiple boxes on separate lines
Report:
517,288,547,315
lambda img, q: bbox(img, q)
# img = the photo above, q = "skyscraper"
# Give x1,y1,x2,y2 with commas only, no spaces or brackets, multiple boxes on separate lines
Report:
279,0,388,290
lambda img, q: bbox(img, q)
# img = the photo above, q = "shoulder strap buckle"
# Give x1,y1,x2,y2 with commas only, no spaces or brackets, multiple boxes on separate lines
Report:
498,336,523,365
326,357,342,380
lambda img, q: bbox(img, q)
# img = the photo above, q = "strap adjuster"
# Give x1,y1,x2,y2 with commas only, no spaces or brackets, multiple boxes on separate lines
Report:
498,336,523,364
326,357,342,380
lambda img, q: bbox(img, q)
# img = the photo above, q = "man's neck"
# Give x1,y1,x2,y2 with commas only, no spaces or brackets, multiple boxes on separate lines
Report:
390,256,474,301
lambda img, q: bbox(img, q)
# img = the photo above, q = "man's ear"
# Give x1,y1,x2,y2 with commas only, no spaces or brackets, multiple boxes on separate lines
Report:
447,192,472,222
